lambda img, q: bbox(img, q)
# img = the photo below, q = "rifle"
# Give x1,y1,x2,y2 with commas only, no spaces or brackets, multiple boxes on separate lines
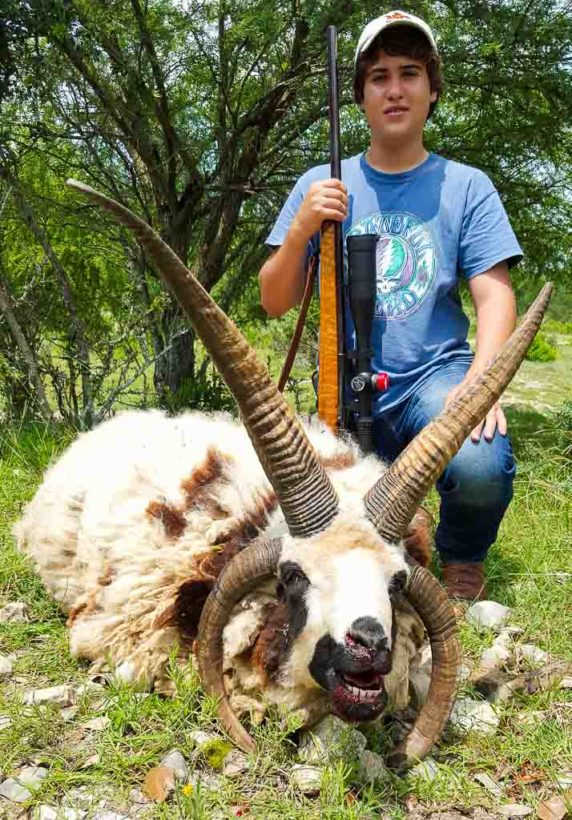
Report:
317,26,346,433
318,26,389,452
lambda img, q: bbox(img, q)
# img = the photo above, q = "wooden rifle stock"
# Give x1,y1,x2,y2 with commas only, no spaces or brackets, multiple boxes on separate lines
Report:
318,26,345,432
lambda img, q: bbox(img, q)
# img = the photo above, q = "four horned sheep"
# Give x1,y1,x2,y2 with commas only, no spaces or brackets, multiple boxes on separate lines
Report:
14,180,551,766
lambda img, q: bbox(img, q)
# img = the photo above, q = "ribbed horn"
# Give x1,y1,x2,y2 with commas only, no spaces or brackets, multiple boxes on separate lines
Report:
389,558,461,769
365,283,553,542
67,179,338,538
196,538,282,752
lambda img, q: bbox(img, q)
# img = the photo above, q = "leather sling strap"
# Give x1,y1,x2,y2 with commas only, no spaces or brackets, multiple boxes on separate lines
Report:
277,255,317,393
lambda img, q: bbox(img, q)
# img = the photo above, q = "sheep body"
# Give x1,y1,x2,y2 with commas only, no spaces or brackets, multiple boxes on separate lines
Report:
15,409,426,716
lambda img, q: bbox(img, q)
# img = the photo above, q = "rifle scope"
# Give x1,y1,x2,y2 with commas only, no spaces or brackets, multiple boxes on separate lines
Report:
347,234,389,453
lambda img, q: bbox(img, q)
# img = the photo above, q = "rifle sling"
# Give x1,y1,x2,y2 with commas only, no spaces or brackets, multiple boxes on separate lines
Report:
277,255,317,393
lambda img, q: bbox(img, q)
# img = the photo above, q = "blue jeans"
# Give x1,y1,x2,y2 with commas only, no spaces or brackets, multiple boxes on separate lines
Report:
373,360,516,564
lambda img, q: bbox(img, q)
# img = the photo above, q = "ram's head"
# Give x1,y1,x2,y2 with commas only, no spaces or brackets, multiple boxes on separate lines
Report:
67,180,551,768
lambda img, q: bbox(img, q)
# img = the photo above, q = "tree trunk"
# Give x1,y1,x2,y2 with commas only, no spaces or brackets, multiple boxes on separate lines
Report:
0,274,54,423
152,225,196,409
0,163,94,427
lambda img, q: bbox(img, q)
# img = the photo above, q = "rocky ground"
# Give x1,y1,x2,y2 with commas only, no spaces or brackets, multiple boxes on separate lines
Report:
1,598,571,819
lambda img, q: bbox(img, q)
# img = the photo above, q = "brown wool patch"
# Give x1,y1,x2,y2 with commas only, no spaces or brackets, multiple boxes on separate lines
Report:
146,500,187,539
181,447,231,506
169,577,214,645
319,449,357,472
98,563,114,587
250,601,290,681
214,491,278,548
67,592,101,627
167,492,278,643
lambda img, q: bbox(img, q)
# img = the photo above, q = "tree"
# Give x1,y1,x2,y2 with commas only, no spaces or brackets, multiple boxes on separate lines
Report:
0,0,570,423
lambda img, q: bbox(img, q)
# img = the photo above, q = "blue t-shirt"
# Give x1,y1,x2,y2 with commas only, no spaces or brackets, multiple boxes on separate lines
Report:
266,152,523,413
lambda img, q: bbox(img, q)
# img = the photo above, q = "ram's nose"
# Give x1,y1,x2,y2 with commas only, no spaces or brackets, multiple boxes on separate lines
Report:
346,616,389,654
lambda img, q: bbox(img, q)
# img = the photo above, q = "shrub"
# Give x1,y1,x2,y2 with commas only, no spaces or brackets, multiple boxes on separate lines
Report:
548,400,572,460
543,318,572,335
526,332,557,362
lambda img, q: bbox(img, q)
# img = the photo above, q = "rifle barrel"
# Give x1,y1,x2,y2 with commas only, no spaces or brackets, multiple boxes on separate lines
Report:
326,26,346,428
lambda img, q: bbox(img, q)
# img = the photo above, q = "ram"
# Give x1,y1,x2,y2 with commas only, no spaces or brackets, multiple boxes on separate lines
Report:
15,181,551,768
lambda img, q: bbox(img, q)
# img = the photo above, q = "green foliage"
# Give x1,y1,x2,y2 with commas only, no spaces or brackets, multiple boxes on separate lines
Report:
163,369,236,415
525,332,558,362
543,318,572,335
195,738,233,770
546,400,572,460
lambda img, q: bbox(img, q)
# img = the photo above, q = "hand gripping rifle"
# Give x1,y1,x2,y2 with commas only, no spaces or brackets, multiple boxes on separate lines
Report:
317,26,389,452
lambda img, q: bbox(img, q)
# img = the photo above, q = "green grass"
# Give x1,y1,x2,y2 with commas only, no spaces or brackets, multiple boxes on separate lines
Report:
1,398,571,817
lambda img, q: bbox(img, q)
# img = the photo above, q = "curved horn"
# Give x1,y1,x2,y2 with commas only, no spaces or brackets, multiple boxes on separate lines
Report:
196,538,282,752
365,283,553,542
67,180,338,538
388,558,461,769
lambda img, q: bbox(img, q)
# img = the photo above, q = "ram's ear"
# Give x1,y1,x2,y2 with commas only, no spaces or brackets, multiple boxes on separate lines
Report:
154,578,214,644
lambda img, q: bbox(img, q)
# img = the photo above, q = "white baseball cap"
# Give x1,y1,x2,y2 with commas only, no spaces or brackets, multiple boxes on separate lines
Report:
354,10,438,65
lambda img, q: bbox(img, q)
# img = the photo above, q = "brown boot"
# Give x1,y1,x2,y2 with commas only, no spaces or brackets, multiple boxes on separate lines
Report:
442,562,487,604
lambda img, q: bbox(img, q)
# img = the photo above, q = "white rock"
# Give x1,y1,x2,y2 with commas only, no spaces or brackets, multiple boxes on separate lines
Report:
80,754,100,769
474,771,503,797
409,667,431,705
555,769,572,787
516,644,548,666
0,602,28,623
499,625,523,637
17,766,49,788
222,749,250,778
466,601,511,632
62,787,97,812
449,698,499,735
0,715,12,731
458,664,472,682
33,807,58,820
33,807,85,820
498,805,533,817
160,749,189,781
409,757,439,783
92,813,129,820
23,685,73,707
75,683,106,698
128,788,152,805
0,777,32,803
0,766,48,802
60,707,79,723
290,764,322,796
560,677,572,689
79,716,110,732
298,715,367,764
357,750,389,785
480,641,512,670
0,655,13,679
189,730,216,747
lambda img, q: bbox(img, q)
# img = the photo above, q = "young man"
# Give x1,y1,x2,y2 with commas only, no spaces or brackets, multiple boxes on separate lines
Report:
258,11,522,602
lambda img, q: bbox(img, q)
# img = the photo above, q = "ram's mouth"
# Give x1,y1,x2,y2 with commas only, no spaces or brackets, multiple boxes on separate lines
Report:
340,669,384,697
331,669,386,720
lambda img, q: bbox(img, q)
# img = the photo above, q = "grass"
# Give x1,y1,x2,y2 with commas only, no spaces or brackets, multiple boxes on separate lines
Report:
1,392,571,817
